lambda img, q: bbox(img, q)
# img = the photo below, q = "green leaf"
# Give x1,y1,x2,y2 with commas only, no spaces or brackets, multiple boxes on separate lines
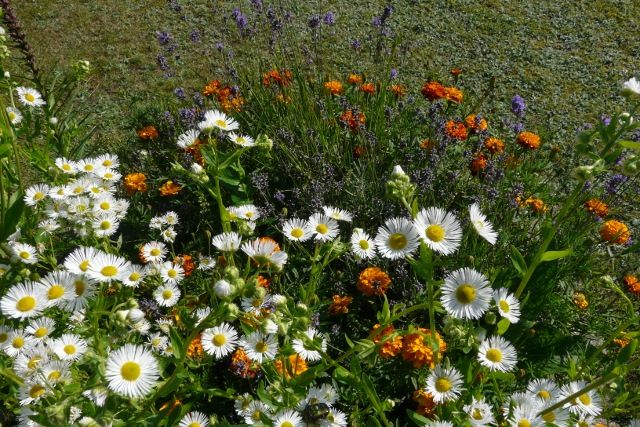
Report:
0,143,11,158
615,339,638,367
0,191,24,240
510,245,527,276
406,409,430,425
377,296,391,324
540,248,573,262
168,327,185,360
619,140,640,151
497,318,510,335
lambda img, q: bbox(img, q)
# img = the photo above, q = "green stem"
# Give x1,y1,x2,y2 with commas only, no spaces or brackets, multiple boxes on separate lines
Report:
580,315,640,375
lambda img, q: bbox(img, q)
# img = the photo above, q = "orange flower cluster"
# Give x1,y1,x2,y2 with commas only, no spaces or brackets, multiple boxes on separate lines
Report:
421,81,463,103
274,354,308,379
584,198,609,218
340,110,366,131
262,69,293,87
412,390,437,418
347,74,363,85
516,131,541,150
401,329,446,369
600,220,630,244
371,324,403,359
324,80,344,95
444,120,468,140
484,137,505,154
470,153,488,175
357,267,391,296
623,275,640,295
613,337,631,348
159,180,181,197
123,172,148,195
202,79,244,112
329,295,353,315
256,274,271,290
230,348,260,378
572,292,588,310
137,125,159,140
186,334,204,358
465,114,488,133
419,139,437,150
360,82,376,95
175,254,195,277
389,84,406,97
517,196,548,214
450,68,463,76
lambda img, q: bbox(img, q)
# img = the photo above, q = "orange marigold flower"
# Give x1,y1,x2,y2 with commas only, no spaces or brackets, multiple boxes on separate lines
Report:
518,196,548,214
401,328,446,369
484,137,505,154
470,153,488,175
353,145,365,159
371,324,403,358
137,125,159,140
623,275,640,295
357,267,392,297
187,334,204,358
450,68,463,76
412,390,437,417
230,348,260,378
420,139,437,150
274,353,308,379
516,131,541,150
175,254,195,277
572,292,588,310
443,86,463,103
329,295,353,315
347,74,363,85
600,220,631,245
613,337,631,348
340,109,366,130
123,172,148,195
584,198,609,218
202,79,222,97
444,120,468,140
324,80,344,95
421,81,446,101
389,84,406,98
465,114,488,132
159,180,181,197
262,69,293,87
360,82,376,94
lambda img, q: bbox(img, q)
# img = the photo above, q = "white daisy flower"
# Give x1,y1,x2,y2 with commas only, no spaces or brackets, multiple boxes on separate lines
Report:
105,344,160,398
161,227,177,243
212,231,242,252
198,255,217,270
1,282,46,319
440,267,492,320
308,213,340,242
66,196,92,216
413,207,462,255
39,271,75,308
241,294,274,316
25,317,55,341
243,401,272,425
63,275,95,312
64,246,98,274
321,408,348,427
464,397,495,426
55,157,77,174
146,333,169,353
469,203,498,244
39,360,71,384
323,206,353,222
292,327,327,362
3,328,35,357
282,218,314,242
0,264,11,277
131,319,151,335
425,365,464,403
16,87,46,107
177,129,200,149
622,77,640,99
52,334,88,361
24,184,49,206
0,325,10,347
162,211,180,226
272,409,303,427
526,378,559,403
199,110,239,133
49,185,70,200
38,219,60,234
92,213,121,237
241,332,278,363
10,242,38,264
426,422,454,427
194,307,212,326
82,388,108,407
235,393,254,416
19,380,51,406
558,381,602,417
477,336,518,372
350,228,376,259
538,404,570,426
6,106,23,125
202,323,239,359
493,288,521,324
95,154,119,169
241,238,288,270
153,282,181,307
66,178,92,195
149,215,165,230
228,132,255,147
92,195,115,214
14,345,49,377
122,265,146,288
98,168,121,182
374,217,420,260
228,204,261,221
87,252,130,283
160,261,185,284
509,402,543,427
179,411,209,427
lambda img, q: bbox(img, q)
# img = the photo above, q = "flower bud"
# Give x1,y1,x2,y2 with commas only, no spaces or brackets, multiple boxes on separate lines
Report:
622,155,640,176
224,266,240,280
214,279,233,298
224,302,240,321
116,310,130,323
128,308,145,323
262,319,278,334
484,311,497,325
49,117,58,126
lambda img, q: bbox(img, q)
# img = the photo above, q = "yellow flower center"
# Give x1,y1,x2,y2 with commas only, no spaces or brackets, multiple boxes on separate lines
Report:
100,202,110,210
75,280,86,295
578,393,591,406
388,233,407,250
213,334,227,346
101,266,118,277
188,423,202,427
19,251,31,260
17,296,36,312
162,290,173,300
29,384,45,399
100,221,111,230
104,172,114,179
34,327,48,338
359,240,369,250
245,211,254,218
73,186,83,194
435,378,452,392
62,164,72,171
426,224,445,242
542,412,556,422
150,248,161,256
282,423,293,427
48,370,61,381
517,419,531,427
84,164,94,171
120,361,141,381
472,408,483,420
455,284,476,304
215,119,227,128
486,348,503,363
129,272,141,281
167,269,177,278
103,160,113,166
34,192,45,201
537,390,550,400
291,228,304,238
316,224,329,234
63,344,76,355
255,341,269,353
13,337,24,348
25,93,35,102
79,260,90,271
27,356,42,369
499,300,511,313
0,333,7,343
8,111,16,120
48,285,65,300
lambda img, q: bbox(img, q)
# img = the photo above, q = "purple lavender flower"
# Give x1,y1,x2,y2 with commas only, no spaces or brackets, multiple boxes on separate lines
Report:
232,8,249,31
511,94,526,117
190,29,200,43
511,122,525,133
371,16,382,27
351,39,362,50
323,11,336,25
601,114,611,126
605,174,627,194
390,68,398,79
167,0,181,13
250,0,263,10
215,42,224,51
178,108,197,127
156,54,170,71
274,191,285,203
308,15,321,29
156,31,172,46
173,87,186,100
